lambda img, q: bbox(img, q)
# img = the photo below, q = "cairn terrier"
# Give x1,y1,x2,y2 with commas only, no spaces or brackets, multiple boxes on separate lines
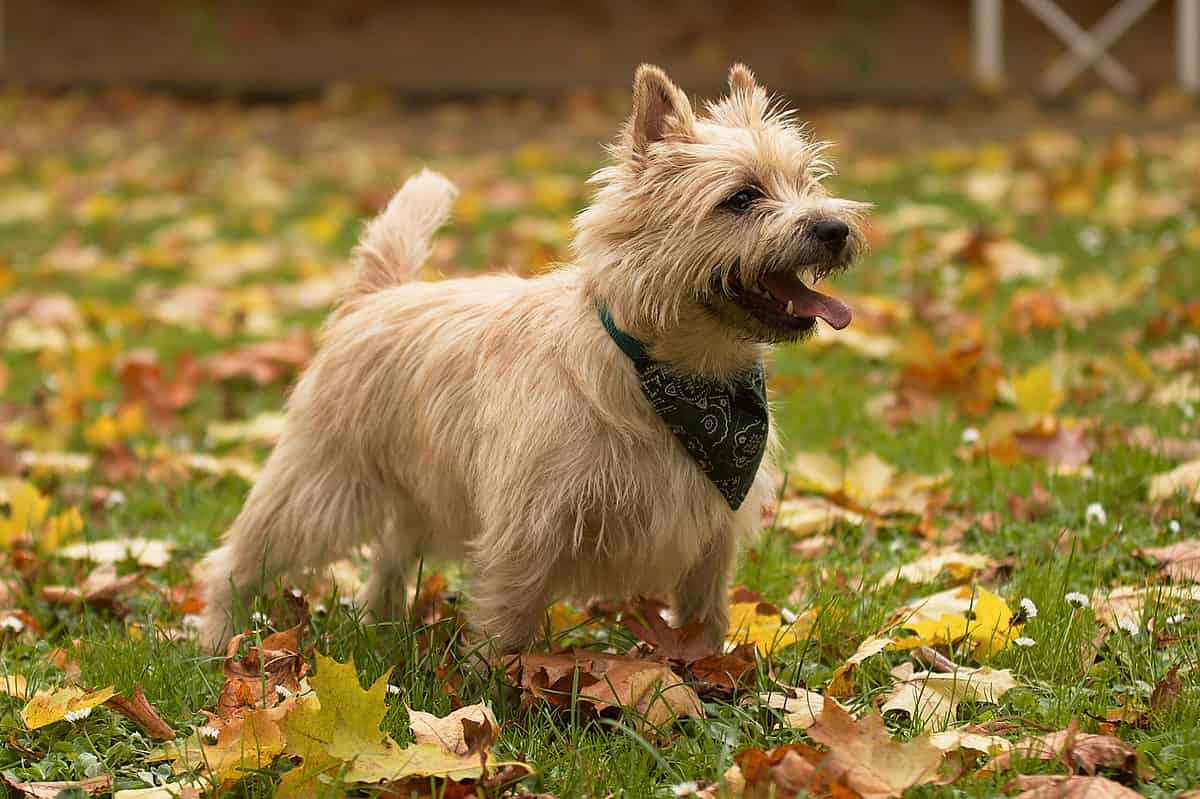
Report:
199,63,866,653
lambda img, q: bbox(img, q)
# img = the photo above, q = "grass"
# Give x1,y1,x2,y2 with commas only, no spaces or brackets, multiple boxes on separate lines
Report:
1,89,1199,798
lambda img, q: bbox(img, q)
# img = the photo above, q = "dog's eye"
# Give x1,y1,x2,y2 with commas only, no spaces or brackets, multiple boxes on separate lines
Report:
723,188,760,213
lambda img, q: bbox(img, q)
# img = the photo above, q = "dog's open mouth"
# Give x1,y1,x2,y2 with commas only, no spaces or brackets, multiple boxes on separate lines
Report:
728,270,852,331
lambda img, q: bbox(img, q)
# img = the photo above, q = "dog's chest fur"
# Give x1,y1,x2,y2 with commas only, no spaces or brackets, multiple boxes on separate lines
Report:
299,266,774,599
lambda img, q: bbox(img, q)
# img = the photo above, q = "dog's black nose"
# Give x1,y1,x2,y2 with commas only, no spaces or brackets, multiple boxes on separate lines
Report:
812,219,850,254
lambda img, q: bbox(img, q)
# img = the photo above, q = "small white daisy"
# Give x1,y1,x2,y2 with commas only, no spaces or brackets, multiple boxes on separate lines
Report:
1019,598,1038,619
313,603,328,616
198,725,220,742
1166,613,1187,625
1085,503,1107,526
780,607,798,624
386,684,401,696
1168,520,1181,535
104,490,127,508
337,596,355,608
64,707,93,722
181,614,203,628
1117,618,1140,636
671,782,701,797
961,427,981,445
1065,592,1090,609
0,616,26,633
275,684,292,699
249,611,270,626
1014,636,1036,647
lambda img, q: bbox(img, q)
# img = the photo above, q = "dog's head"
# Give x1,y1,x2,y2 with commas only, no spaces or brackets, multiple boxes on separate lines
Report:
577,64,868,345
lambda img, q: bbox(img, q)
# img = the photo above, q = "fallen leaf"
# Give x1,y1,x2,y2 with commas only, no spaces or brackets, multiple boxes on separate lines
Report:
1,774,112,799
56,537,173,568
1137,540,1200,582
104,682,175,740
622,600,712,661
1092,584,1200,632
207,412,287,446
807,701,944,798
1007,775,1142,799
41,563,142,612
689,644,758,696
880,548,996,586
1012,364,1066,416
203,336,311,385
1149,459,1200,503
774,496,865,535
754,687,847,730
928,725,1012,755
891,585,1020,658
21,684,116,729
216,625,307,720
408,703,498,757
829,635,896,698
172,706,289,782
880,662,1017,731
112,784,200,799
0,480,49,548
505,649,702,735
727,601,813,656
117,349,201,421
983,720,1149,778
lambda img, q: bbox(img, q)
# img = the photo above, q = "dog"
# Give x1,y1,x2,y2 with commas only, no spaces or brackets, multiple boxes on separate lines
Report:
198,63,866,654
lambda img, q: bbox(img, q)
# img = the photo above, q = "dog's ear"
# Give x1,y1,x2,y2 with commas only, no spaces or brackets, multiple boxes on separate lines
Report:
628,64,694,153
727,63,758,96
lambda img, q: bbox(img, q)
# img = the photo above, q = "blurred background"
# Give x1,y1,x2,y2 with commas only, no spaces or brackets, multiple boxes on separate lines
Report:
2,0,1196,102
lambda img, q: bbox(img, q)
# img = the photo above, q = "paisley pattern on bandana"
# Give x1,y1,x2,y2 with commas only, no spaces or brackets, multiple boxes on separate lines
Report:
599,306,768,510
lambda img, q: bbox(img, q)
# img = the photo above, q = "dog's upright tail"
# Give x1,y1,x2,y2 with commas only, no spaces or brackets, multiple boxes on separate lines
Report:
351,169,457,296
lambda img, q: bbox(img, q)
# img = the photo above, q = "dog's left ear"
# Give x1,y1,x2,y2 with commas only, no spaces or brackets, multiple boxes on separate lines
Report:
628,64,695,153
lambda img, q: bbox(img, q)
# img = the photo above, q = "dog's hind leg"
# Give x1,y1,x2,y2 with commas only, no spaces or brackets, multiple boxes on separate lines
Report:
197,438,369,650
360,497,427,623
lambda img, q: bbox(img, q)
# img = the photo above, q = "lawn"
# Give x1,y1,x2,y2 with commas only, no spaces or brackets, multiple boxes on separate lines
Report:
1,88,1199,799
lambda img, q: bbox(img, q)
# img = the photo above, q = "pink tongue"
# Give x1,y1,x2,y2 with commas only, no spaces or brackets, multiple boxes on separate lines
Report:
760,273,852,330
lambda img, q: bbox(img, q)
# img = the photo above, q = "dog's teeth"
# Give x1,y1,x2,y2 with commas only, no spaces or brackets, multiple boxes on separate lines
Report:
786,300,795,316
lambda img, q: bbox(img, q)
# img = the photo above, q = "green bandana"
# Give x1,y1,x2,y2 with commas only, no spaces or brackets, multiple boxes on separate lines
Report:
598,306,769,510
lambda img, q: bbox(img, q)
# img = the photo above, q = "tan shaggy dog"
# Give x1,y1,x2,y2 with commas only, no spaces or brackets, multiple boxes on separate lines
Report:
198,63,867,653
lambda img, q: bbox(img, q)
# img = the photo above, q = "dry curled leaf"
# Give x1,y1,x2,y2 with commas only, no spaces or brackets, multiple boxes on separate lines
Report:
408,702,498,757
216,624,307,720
621,600,712,661
105,683,175,740
1136,540,1200,583
504,649,702,736
41,563,142,614
881,662,1018,731
1,774,113,799
982,720,1149,778
1007,775,1142,799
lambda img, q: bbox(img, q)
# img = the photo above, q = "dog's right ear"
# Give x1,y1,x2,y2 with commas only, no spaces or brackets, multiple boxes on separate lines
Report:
628,64,695,153
727,63,758,96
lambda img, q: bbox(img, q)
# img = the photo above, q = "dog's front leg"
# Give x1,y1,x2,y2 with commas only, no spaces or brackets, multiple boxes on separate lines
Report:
673,529,736,652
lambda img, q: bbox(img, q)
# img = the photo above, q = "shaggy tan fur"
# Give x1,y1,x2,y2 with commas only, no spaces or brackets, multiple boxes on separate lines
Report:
198,64,867,653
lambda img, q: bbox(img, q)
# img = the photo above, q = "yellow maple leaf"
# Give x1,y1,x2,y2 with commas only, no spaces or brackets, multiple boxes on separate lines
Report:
0,481,50,548
891,586,1019,658
1011,363,1065,417
727,602,814,656
21,685,115,730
